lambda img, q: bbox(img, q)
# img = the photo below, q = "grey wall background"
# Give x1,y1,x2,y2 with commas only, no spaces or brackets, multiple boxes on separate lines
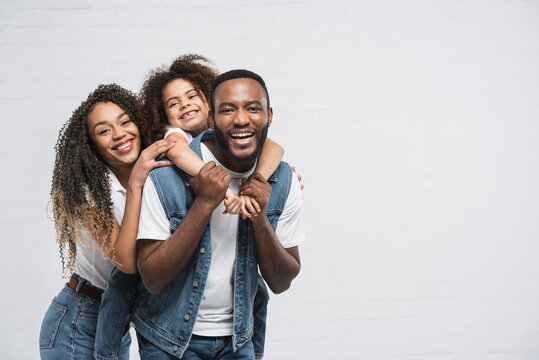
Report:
1,0,539,359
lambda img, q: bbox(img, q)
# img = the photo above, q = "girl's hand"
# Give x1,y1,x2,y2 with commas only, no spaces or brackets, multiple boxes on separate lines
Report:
291,165,304,190
239,194,261,219
223,187,242,215
128,137,176,189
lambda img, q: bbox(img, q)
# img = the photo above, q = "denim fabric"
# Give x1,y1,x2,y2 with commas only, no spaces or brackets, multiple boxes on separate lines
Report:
137,333,254,360
132,130,292,359
39,273,131,360
94,268,140,360
252,275,268,359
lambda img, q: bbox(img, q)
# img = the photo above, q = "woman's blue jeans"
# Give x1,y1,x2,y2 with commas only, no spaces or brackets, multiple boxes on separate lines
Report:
39,273,131,360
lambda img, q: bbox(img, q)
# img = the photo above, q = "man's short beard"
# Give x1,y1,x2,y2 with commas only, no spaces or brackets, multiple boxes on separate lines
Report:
214,124,268,163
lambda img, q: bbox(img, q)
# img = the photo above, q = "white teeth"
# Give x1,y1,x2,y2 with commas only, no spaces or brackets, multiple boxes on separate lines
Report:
231,133,253,139
116,141,131,150
181,111,196,119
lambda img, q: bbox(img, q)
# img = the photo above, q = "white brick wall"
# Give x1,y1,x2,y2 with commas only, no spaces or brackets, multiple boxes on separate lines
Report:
1,0,539,359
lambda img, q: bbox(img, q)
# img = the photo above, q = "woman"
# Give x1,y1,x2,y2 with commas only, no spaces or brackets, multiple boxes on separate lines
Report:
39,84,175,360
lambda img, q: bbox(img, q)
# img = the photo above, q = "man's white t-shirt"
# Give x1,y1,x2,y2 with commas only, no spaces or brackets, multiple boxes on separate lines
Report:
137,140,305,336
74,169,126,290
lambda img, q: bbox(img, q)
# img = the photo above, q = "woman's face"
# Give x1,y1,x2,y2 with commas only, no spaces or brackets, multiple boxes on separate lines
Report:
87,102,141,169
162,78,210,137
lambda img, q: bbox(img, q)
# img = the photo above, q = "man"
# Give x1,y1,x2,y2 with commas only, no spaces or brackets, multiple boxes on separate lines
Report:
132,69,305,359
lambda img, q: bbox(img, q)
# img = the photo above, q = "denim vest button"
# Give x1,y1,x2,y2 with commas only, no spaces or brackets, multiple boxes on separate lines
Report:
184,313,190,320
200,247,205,254
193,281,198,287
173,345,179,351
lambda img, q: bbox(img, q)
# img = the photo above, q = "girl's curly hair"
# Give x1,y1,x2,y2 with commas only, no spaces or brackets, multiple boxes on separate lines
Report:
51,84,140,276
138,54,219,147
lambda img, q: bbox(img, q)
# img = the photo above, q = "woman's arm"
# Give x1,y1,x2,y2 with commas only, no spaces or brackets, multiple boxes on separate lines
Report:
109,138,175,273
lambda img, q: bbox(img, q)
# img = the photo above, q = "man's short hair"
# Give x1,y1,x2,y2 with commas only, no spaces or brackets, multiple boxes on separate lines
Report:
210,69,270,112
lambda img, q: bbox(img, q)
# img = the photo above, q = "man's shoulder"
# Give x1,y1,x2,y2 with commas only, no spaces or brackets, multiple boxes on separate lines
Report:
267,161,293,209
269,161,292,183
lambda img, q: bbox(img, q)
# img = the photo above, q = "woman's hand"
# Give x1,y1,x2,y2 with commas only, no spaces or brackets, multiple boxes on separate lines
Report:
128,137,176,190
291,165,304,190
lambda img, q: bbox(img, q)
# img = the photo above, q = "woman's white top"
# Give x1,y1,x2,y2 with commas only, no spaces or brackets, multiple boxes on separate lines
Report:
73,170,126,290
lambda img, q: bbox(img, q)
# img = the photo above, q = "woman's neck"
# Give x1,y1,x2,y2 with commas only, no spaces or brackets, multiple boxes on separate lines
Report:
108,163,133,189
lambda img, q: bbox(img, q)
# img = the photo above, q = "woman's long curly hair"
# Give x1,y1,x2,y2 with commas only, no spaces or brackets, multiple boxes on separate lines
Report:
138,54,219,147
51,84,140,275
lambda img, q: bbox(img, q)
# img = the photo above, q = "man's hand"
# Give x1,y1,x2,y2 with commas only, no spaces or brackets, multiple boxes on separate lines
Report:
239,172,271,218
190,161,231,211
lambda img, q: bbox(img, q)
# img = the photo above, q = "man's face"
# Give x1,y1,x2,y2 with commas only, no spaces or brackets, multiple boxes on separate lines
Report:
210,78,272,166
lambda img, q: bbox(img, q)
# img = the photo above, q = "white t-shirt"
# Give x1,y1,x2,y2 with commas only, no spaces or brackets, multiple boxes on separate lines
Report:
73,170,126,290
137,142,305,336
164,126,193,143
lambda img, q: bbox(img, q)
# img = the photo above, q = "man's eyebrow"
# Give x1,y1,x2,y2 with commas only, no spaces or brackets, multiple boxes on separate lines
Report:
245,100,263,107
218,102,237,109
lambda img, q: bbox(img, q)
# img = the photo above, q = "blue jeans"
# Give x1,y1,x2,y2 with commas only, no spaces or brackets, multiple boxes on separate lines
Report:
39,273,131,360
137,332,254,360
94,268,140,360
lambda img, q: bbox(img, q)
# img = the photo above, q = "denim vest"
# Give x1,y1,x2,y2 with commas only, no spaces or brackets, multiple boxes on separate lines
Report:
132,131,292,358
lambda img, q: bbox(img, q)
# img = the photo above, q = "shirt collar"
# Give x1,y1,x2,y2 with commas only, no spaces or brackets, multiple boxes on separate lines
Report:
107,168,126,194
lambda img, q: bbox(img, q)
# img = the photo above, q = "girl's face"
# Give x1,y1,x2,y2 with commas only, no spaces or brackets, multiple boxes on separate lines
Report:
162,78,210,137
87,102,141,170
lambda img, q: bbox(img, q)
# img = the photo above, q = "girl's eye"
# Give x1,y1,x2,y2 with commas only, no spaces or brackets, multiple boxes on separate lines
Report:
189,94,199,99
169,102,178,108
98,129,109,136
121,119,131,126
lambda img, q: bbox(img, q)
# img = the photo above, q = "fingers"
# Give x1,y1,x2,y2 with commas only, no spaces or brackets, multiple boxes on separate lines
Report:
291,165,304,189
144,138,177,158
228,198,242,214
152,160,174,168
242,196,257,217
250,198,261,213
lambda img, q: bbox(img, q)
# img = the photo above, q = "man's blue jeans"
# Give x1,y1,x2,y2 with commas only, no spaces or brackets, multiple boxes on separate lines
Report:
137,332,254,360
39,273,131,360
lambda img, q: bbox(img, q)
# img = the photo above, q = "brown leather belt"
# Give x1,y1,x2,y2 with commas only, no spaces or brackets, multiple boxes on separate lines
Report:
68,276,103,301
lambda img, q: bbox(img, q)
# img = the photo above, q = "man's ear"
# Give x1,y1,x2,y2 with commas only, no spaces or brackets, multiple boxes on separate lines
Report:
267,107,273,127
208,111,215,129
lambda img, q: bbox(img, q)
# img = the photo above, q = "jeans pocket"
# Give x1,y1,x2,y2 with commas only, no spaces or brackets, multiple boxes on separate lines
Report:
39,299,67,349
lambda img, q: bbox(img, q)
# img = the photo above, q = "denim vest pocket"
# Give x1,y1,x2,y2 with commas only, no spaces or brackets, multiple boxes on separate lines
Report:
140,286,170,321
39,299,67,349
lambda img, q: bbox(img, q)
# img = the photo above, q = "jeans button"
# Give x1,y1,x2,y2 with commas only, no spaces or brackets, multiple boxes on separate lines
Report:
184,313,190,320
